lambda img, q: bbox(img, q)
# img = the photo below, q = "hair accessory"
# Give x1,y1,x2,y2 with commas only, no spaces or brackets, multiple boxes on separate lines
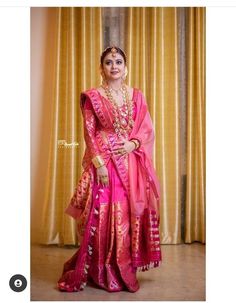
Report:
101,46,127,61
111,47,118,57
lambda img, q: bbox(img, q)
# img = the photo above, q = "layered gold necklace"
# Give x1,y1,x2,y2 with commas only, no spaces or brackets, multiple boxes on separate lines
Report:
102,84,134,137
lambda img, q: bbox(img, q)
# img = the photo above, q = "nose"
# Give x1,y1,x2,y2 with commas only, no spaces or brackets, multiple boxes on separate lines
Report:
111,62,118,69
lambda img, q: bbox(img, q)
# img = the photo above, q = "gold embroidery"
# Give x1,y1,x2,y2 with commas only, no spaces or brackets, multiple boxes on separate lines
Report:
131,208,161,258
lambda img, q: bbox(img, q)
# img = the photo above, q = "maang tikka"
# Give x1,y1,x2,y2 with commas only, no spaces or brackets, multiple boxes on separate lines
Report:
111,47,118,57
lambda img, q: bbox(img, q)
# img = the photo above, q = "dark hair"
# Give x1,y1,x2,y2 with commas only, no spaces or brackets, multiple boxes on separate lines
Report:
100,46,127,65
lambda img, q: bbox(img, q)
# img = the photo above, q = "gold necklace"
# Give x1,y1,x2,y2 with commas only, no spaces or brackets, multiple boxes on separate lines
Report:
109,86,121,96
102,84,134,137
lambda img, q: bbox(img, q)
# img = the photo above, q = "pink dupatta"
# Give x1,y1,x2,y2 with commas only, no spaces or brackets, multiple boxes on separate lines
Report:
128,89,162,270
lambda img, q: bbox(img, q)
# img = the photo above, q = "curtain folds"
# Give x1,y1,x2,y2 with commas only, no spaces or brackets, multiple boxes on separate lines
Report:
126,7,205,244
39,7,103,245
127,8,181,244
185,8,206,243
31,7,205,245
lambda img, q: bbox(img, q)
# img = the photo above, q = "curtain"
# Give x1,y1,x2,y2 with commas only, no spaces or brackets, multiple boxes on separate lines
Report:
31,7,103,245
127,7,181,244
185,8,206,243
126,7,205,244
31,7,205,245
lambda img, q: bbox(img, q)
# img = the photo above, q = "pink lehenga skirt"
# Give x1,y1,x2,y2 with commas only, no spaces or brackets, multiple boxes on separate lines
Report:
57,158,140,292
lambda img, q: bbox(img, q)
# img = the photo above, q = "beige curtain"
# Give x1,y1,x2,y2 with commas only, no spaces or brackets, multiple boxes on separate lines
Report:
31,7,102,245
185,8,206,243
31,7,205,245
127,7,181,244
126,7,205,244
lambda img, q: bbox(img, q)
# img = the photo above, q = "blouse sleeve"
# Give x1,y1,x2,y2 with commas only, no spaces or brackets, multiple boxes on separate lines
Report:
81,95,100,158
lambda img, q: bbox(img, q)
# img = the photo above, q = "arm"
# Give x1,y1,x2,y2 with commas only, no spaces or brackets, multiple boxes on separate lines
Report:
81,94,104,168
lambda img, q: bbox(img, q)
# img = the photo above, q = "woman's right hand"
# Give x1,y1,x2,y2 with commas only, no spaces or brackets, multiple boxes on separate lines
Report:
96,165,109,186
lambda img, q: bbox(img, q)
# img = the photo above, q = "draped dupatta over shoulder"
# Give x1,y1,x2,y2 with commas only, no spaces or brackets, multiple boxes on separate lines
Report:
128,90,161,270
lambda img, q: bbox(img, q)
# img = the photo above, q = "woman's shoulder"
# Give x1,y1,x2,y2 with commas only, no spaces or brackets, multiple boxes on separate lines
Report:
80,88,101,108
126,85,143,94
124,85,134,99
127,86,146,101
125,85,143,100
81,87,99,96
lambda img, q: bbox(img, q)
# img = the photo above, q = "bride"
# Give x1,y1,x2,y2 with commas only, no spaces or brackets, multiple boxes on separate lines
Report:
57,46,162,293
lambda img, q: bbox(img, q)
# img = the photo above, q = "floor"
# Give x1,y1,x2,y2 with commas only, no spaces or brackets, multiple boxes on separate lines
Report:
31,243,205,301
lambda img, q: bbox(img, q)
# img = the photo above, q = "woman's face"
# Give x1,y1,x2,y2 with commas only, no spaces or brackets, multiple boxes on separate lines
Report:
101,52,126,82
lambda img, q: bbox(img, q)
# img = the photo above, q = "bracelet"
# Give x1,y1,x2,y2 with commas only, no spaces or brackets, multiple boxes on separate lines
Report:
92,155,105,168
134,139,140,149
130,140,138,149
130,139,140,150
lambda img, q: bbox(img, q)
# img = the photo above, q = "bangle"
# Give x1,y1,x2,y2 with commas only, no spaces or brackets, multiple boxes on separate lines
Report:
134,139,140,149
92,155,105,168
130,140,138,149
130,139,139,150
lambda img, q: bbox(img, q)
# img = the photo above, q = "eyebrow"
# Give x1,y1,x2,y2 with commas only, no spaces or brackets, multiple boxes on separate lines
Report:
104,58,123,62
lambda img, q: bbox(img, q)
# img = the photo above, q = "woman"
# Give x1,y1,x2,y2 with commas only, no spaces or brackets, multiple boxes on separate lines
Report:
57,46,162,293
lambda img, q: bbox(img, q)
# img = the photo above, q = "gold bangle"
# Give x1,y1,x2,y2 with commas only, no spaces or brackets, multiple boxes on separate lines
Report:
134,139,140,149
92,155,105,168
131,139,140,150
130,140,137,149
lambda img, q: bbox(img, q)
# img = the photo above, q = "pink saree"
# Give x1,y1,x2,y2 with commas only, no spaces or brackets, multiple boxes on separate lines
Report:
57,88,162,292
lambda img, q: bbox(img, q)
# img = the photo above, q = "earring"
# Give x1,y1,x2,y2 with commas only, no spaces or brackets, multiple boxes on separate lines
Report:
100,70,107,86
122,67,128,82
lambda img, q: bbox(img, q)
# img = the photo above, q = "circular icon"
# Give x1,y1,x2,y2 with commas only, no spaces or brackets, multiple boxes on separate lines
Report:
9,274,27,292
14,279,23,287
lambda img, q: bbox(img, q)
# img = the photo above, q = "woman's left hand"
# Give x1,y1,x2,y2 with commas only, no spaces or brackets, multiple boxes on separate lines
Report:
112,139,136,156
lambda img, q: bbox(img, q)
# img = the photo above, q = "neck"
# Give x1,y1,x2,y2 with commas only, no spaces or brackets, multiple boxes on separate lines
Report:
106,79,123,90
